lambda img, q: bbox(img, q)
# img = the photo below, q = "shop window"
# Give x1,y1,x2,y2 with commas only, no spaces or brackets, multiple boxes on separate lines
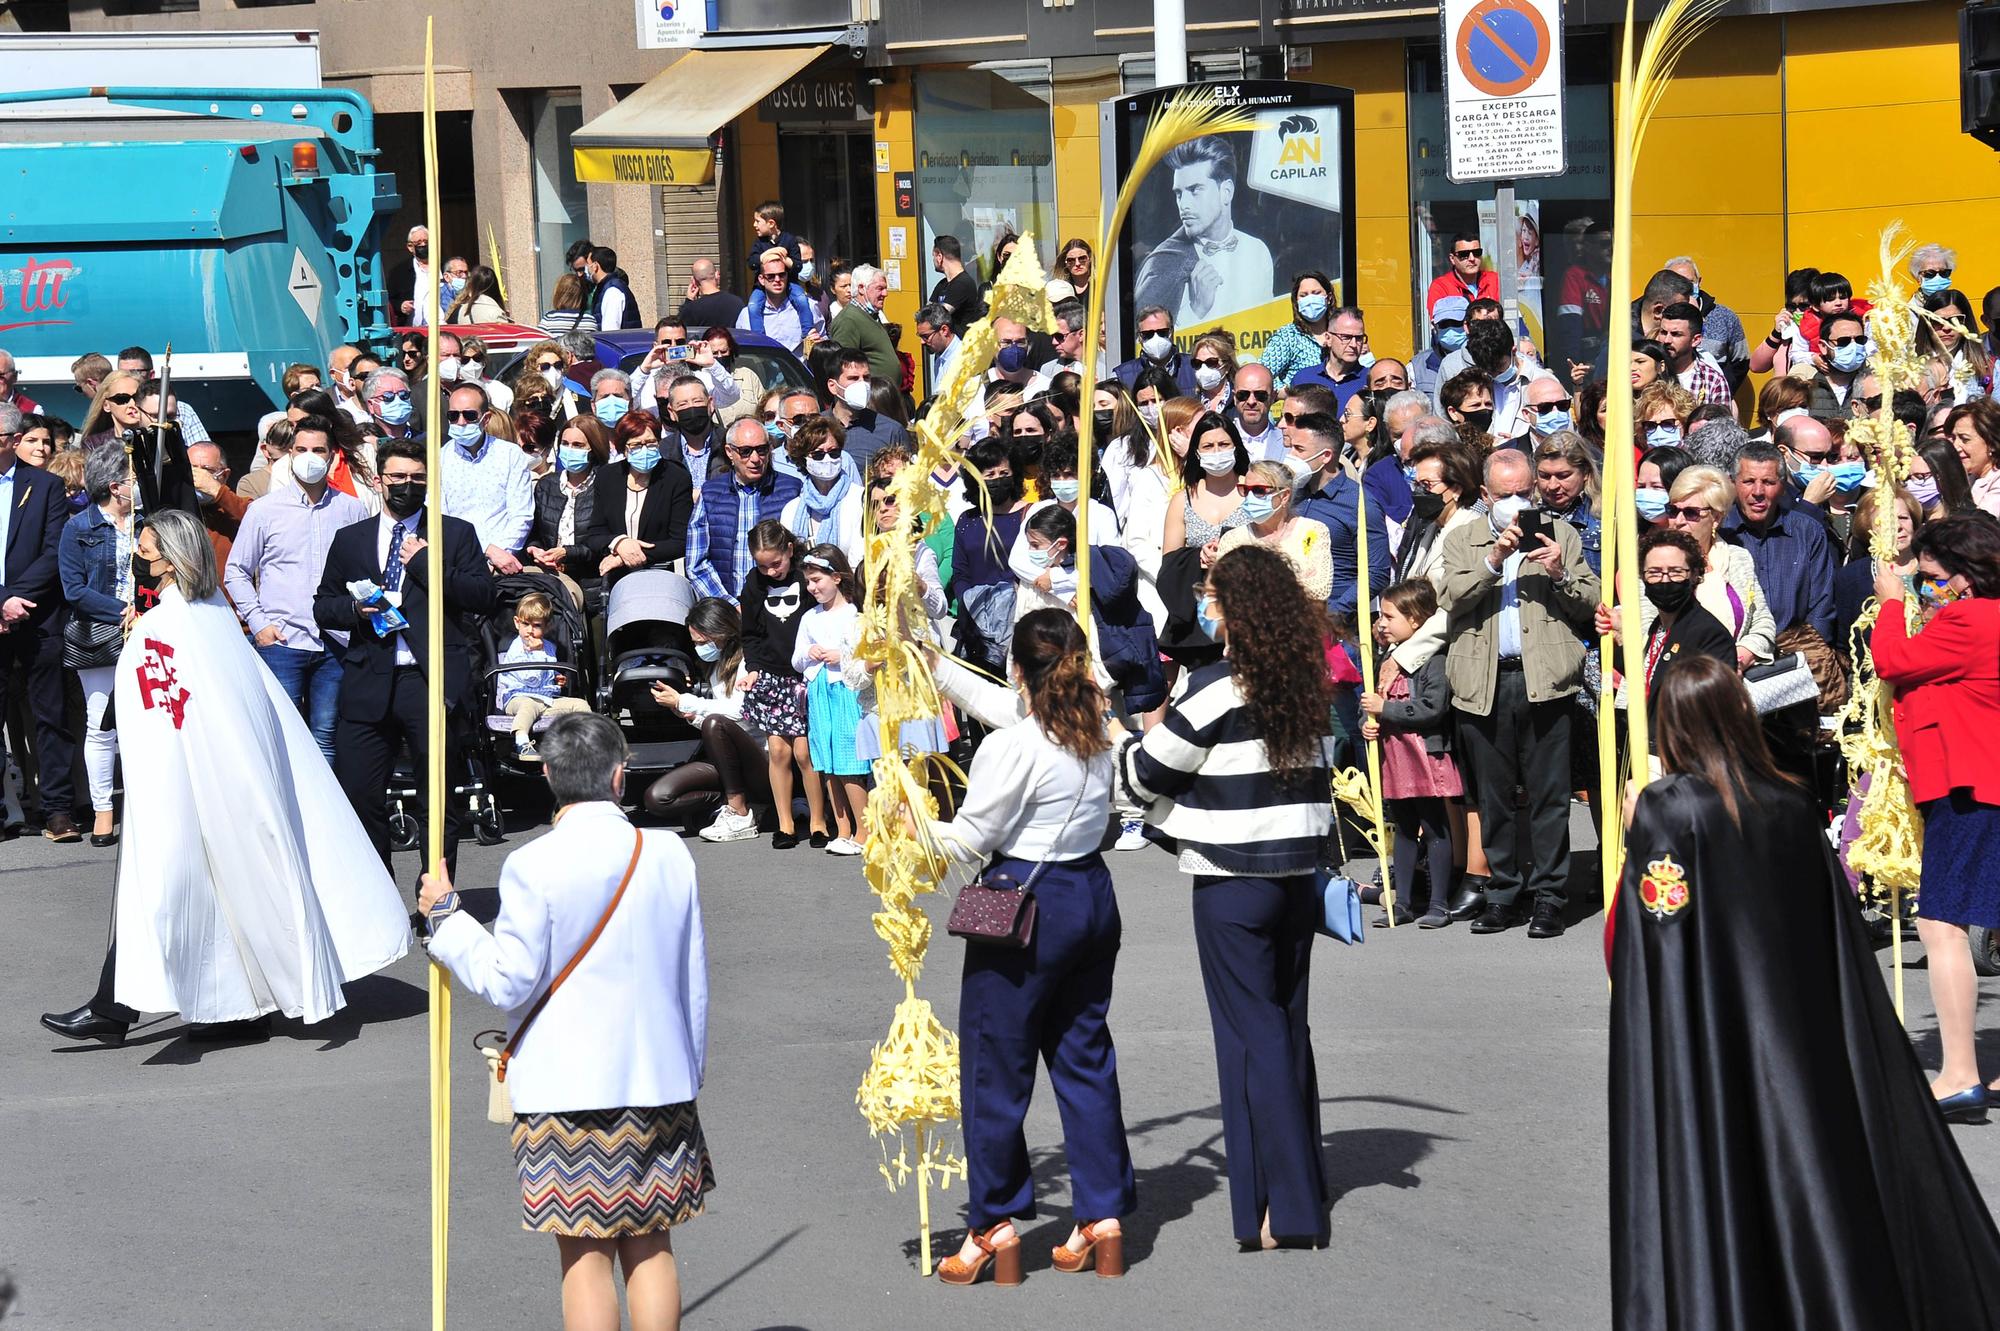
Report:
913,70,1059,288
530,91,588,312
1406,33,1613,376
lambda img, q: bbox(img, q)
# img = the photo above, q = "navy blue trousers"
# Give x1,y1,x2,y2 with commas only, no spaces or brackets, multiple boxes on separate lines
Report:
1191,873,1327,1242
959,853,1137,1227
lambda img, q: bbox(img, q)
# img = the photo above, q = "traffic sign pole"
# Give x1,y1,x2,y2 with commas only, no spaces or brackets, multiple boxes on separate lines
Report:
1495,180,1519,328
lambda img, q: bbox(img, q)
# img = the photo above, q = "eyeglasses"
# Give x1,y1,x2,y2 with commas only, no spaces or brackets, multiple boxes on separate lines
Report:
807,446,842,461
1641,567,1695,584
535,359,563,372
730,443,772,457
1063,253,1089,268
1192,357,1225,369
446,409,483,423
1920,267,1954,280
998,338,1030,349
1529,399,1573,415
1328,331,1365,343
1240,483,1277,497
381,472,426,485
1412,478,1450,494
1453,247,1483,259
105,392,138,406
0,368,15,380
1234,389,1271,403
1827,335,1866,349
1664,504,1713,523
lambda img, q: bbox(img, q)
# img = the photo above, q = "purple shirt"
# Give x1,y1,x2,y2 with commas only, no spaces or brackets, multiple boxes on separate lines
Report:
224,483,370,649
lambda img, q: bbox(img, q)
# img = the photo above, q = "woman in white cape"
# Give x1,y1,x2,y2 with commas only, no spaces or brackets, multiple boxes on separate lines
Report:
40,510,409,1043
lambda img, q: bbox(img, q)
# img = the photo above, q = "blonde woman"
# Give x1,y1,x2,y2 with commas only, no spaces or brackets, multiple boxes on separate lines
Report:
78,370,148,450
1218,460,1331,602
1654,465,1776,667
1188,331,1240,416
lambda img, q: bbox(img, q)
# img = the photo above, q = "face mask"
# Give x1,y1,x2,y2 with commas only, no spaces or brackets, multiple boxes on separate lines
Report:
694,640,722,663
1092,408,1117,437
1635,487,1670,521
1531,409,1572,437
557,444,590,473
67,491,90,512
384,481,424,517
1459,408,1494,434
1194,365,1224,392
1921,274,1952,297
292,452,331,485
377,396,413,426
626,444,661,474
981,476,1018,510
1297,293,1328,321
996,345,1031,375
1282,455,1318,490
1198,449,1235,476
842,380,872,411
1908,475,1941,507
438,357,460,383
799,260,817,282
1196,593,1223,643
595,396,630,426
674,407,712,438
414,243,429,262
1493,364,1518,386
1141,332,1174,361
1489,494,1531,534
1436,325,1468,352
1643,579,1696,615
1239,493,1275,523
807,454,844,482
1792,461,1823,488
448,421,483,449
1918,575,1966,609
764,421,789,448
1358,350,1377,370
1830,342,1868,374
1137,402,1161,427
1410,489,1445,522
1645,423,1681,447
1050,477,1081,504
1828,462,1869,493
1025,543,1055,568
459,359,484,383
541,367,562,390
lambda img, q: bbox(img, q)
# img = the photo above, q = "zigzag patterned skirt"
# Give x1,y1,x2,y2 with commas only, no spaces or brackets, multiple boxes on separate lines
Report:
511,1101,716,1236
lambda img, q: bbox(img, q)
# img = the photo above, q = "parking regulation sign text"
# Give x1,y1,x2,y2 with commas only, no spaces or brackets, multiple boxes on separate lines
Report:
1441,0,1566,182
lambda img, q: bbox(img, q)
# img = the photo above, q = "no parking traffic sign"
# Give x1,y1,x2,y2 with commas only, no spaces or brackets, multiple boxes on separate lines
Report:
1442,0,1567,182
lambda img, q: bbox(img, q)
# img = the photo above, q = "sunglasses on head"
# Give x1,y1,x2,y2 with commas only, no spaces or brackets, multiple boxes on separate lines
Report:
446,409,483,423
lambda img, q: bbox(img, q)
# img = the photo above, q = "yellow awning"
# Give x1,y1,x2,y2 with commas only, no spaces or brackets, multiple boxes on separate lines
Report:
572,45,829,187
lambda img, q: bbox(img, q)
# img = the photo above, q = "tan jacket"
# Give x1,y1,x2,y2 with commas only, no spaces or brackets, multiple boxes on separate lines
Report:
1435,514,1600,716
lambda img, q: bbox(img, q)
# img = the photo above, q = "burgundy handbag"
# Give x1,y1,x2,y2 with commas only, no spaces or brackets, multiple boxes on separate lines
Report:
945,780,1087,950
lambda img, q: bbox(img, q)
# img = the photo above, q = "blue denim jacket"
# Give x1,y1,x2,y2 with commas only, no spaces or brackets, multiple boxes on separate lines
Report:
58,505,129,625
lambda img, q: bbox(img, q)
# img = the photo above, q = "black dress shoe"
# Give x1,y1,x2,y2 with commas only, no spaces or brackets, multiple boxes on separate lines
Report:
1527,900,1567,939
89,831,119,847
42,811,81,843
41,1004,128,1043
1446,880,1488,923
1468,901,1523,934
189,1014,272,1043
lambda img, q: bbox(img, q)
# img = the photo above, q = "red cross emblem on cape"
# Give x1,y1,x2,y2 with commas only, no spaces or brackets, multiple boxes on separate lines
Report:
136,638,191,730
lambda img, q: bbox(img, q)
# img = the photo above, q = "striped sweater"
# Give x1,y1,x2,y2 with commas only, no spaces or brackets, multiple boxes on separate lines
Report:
1118,660,1335,878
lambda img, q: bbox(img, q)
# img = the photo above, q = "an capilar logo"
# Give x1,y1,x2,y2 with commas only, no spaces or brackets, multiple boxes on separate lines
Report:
1274,114,1324,170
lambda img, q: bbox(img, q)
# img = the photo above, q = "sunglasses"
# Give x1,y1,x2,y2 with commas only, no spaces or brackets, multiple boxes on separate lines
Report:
1234,389,1271,403
807,447,842,461
1064,254,1089,268
1828,335,1866,348
374,390,412,404
105,392,138,406
446,409,483,423
1664,504,1713,523
655,337,685,348
1529,399,1573,415
1453,247,1483,259
535,359,563,371
1192,357,1225,369
787,412,817,426
1921,268,1954,280
1240,483,1278,498
730,443,772,457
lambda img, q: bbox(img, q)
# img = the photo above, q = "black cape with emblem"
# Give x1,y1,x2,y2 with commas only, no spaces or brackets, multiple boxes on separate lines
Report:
1611,772,2000,1330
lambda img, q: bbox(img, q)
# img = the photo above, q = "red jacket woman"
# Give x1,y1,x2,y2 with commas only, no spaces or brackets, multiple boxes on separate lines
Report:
1872,595,2000,805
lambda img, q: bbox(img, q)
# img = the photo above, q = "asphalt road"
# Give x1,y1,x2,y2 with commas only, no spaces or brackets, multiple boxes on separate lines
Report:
3,803,1997,1330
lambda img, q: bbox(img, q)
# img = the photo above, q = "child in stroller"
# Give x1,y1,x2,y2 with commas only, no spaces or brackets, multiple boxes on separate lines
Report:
498,592,592,761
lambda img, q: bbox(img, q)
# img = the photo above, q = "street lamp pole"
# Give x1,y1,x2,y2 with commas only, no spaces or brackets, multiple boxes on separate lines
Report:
1154,0,1187,85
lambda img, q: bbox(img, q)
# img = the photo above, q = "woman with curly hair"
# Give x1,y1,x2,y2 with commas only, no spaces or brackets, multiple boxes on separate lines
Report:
1117,542,1335,1248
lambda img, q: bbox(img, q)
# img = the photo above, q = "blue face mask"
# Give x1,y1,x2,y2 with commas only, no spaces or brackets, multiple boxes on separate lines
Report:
1026,543,1057,568
557,444,590,473
799,260,817,283
1049,478,1080,504
447,421,483,449
1436,325,1467,353
1296,293,1328,321
694,640,722,662
626,444,661,474
996,344,1031,375
1239,493,1275,523
1402,462,1419,483
67,490,90,512
1829,461,1869,494
1531,409,1572,436
376,394,413,425
1792,461,1824,488
1645,423,1682,447
1493,364,1518,386
595,396,631,426
1921,274,1952,297
1830,342,1868,374
1197,593,1223,643
1635,487,1670,521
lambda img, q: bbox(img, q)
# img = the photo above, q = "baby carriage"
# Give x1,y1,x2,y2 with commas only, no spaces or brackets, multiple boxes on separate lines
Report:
595,567,706,785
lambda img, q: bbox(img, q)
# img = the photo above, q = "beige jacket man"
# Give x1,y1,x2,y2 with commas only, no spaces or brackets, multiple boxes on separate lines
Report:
1434,511,1599,717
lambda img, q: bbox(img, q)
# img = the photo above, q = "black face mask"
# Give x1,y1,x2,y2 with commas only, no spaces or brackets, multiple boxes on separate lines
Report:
674,407,712,439
384,481,425,518
1409,489,1446,522
978,476,1018,510
1092,409,1117,438
1459,408,1495,434
414,243,429,262
1644,579,1695,615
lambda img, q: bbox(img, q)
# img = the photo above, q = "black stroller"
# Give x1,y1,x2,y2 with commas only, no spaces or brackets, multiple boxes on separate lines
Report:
595,568,706,787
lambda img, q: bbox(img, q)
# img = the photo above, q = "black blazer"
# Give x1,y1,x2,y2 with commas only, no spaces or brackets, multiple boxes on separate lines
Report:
1639,600,1738,721
582,461,693,576
312,510,496,721
0,463,71,627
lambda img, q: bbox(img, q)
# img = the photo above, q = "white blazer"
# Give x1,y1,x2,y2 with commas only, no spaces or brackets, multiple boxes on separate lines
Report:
428,801,708,1115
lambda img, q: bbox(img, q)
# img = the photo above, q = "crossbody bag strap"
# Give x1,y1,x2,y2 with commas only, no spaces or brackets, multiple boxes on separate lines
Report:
1013,764,1091,895
498,830,644,1083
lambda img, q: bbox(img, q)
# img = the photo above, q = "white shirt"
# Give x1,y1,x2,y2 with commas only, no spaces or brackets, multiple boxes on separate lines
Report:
1237,419,1284,463
377,507,421,666
428,802,707,1114
932,657,1113,866
597,282,629,333
440,434,536,553
1175,229,1275,325
635,360,743,418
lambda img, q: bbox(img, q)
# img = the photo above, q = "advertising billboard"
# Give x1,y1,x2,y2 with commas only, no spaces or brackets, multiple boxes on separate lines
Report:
1101,80,1356,365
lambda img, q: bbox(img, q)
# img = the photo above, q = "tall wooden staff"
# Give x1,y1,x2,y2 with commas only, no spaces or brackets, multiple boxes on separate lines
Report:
420,20,452,1330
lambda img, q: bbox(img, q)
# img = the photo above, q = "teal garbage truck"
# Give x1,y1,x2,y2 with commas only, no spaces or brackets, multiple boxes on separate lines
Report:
0,84,401,428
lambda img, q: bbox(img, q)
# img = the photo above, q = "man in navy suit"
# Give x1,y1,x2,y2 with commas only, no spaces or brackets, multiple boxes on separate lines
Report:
0,403,81,839
313,437,495,874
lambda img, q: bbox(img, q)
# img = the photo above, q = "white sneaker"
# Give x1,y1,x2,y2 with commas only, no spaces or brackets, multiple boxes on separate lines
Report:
1114,818,1147,852
698,807,759,843
826,836,864,856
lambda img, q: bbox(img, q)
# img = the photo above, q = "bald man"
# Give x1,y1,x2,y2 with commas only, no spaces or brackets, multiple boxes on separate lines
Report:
1231,362,1282,460
186,440,250,575
679,256,745,330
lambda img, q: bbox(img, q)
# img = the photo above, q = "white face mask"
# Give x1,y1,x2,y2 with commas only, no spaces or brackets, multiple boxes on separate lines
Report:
1194,365,1224,392
1489,493,1531,533
1141,332,1174,361
807,454,843,482
541,367,561,390
291,451,331,485
841,380,871,411
459,358,484,382
438,356,460,382
1198,448,1235,475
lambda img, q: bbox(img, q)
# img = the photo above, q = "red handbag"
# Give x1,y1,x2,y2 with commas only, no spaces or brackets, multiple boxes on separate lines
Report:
944,780,1086,950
